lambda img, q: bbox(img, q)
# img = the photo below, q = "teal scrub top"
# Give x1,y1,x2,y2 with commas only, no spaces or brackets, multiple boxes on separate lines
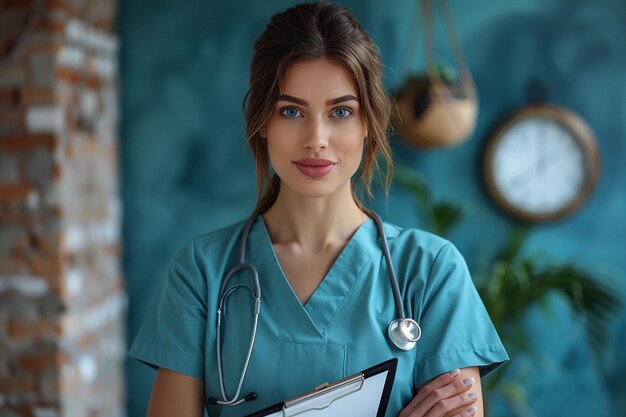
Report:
128,216,509,417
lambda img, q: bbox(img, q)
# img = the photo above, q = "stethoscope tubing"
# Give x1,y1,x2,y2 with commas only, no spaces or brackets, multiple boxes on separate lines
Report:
213,208,261,405
216,263,261,405
363,209,407,320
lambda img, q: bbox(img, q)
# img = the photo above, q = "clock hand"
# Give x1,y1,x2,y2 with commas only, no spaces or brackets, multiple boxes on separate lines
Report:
508,150,554,189
537,151,548,176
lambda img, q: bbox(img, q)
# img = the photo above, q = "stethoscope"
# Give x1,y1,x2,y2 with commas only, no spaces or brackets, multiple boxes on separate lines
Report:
207,209,422,407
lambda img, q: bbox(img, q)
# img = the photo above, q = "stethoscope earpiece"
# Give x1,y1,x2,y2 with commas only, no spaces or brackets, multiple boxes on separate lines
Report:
388,318,421,351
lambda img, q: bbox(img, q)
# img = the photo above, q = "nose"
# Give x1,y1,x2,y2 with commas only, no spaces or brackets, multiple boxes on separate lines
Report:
303,117,329,152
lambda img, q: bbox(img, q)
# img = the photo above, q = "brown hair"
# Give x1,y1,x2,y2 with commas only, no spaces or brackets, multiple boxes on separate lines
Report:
245,1,392,212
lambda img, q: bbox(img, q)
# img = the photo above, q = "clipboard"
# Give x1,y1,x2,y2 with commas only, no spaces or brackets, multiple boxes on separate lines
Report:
244,358,397,417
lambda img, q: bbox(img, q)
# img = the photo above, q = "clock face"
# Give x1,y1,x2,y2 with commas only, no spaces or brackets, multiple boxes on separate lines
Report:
484,105,599,222
493,118,585,214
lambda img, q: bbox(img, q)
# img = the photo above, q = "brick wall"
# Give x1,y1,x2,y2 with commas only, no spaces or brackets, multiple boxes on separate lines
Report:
0,1,126,416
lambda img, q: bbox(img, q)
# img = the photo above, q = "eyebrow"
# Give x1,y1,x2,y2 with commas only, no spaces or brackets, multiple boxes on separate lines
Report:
277,94,359,106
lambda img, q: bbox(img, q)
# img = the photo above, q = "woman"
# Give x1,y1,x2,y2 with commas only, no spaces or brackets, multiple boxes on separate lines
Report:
128,2,508,417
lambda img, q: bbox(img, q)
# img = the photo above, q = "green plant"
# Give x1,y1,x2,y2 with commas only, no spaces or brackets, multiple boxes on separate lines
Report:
477,225,622,363
475,225,622,415
393,166,465,236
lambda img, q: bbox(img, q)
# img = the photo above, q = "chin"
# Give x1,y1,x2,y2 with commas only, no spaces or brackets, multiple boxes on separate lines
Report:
281,177,348,200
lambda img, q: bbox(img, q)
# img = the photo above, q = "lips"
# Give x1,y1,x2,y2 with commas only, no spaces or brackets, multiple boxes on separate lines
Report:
293,158,336,177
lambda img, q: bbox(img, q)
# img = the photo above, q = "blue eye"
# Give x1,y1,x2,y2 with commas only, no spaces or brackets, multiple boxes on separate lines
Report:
281,107,302,119
332,107,353,119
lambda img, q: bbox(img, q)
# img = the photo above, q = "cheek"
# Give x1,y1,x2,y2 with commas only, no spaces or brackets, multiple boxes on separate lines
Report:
266,140,285,169
265,134,296,172
341,135,365,161
343,121,366,151
267,135,293,154
265,124,293,153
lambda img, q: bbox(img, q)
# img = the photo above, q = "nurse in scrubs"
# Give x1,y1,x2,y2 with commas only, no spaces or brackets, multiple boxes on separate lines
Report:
128,2,509,417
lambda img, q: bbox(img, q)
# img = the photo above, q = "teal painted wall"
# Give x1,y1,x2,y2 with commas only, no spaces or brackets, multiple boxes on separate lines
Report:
119,1,626,416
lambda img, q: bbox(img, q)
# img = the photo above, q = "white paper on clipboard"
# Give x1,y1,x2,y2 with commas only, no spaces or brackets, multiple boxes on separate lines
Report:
284,372,387,417
245,358,397,417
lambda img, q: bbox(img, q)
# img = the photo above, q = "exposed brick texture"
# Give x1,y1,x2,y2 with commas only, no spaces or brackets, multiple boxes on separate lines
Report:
0,0,125,416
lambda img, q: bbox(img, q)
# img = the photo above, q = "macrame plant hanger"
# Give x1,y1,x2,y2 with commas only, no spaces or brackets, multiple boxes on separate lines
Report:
393,0,478,148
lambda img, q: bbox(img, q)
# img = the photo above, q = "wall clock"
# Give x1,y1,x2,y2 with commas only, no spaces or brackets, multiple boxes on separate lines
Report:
483,104,600,222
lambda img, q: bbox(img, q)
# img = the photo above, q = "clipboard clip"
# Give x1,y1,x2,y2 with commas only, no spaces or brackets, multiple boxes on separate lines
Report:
281,374,365,417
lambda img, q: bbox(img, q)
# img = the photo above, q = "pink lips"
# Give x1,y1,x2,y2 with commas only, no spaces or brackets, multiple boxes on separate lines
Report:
293,158,336,177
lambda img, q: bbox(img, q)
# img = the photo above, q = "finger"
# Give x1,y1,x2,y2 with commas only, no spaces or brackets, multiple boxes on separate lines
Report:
449,405,478,417
423,392,478,417
416,379,475,417
406,374,475,415
398,373,461,417
406,369,461,409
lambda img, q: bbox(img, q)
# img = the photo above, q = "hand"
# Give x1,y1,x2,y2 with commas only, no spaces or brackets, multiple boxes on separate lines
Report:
398,368,479,417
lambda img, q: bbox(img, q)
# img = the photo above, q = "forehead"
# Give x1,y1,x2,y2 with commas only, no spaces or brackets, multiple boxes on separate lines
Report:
278,58,359,100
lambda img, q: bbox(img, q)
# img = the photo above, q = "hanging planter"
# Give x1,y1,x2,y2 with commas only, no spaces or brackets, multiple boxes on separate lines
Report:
392,0,478,148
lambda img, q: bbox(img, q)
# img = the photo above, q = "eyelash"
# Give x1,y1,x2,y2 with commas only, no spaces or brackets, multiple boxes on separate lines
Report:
279,106,355,120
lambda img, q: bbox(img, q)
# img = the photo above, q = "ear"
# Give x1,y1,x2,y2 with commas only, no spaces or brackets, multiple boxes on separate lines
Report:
260,126,267,138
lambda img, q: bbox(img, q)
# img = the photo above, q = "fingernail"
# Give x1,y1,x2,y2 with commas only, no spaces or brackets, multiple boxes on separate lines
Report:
463,377,475,387
448,369,460,377
468,406,477,415
468,392,477,400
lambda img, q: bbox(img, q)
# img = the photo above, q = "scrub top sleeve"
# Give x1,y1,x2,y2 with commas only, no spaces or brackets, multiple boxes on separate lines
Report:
128,239,207,379
414,243,508,387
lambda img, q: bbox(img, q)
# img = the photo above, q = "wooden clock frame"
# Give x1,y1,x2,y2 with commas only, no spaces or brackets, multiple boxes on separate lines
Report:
483,104,600,223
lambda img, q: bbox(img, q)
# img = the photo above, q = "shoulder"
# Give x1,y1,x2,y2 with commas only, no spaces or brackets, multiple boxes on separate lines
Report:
192,218,247,252
380,220,470,292
382,220,459,262
170,218,248,279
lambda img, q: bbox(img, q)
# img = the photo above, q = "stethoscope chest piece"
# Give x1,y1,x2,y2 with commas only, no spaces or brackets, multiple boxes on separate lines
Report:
388,318,421,351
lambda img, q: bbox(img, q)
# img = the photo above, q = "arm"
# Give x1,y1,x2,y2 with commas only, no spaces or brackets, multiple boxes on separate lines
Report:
147,367,205,417
399,367,483,417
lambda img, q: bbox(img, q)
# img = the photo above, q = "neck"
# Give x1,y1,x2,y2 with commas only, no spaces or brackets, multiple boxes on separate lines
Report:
261,182,367,252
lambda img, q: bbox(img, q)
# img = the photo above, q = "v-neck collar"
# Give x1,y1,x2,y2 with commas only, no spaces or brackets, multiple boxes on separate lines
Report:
247,215,378,340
